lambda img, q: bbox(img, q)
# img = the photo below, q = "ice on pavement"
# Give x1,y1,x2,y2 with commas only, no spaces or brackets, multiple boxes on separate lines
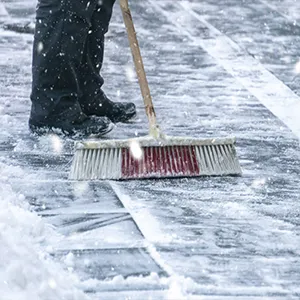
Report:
2,0,300,298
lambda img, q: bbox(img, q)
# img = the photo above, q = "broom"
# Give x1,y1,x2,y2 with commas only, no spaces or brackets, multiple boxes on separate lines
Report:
69,0,242,180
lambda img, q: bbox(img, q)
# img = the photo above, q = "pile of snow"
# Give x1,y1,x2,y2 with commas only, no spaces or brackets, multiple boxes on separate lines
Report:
0,163,89,300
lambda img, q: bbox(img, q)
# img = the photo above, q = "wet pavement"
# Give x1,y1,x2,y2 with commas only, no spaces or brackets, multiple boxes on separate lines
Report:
1,0,300,298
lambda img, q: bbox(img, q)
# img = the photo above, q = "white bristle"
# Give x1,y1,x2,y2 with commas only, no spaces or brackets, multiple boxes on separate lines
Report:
69,141,242,180
69,148,122,180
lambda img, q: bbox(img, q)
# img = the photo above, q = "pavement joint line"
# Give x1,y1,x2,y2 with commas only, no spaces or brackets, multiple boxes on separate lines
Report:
109,181,174,276
38,210,129,215
151,0,300,141
2,1,300,294
52,241,149,252
108,181,172,243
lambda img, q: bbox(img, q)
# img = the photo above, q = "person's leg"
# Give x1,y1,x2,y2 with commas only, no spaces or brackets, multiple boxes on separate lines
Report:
29,0,113,137
78,0,136,123
79,0,114,99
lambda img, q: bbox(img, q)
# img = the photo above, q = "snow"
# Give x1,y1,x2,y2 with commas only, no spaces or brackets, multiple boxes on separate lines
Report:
0,165,89,300
157,1,300,140
0,4,9,18
1,0,300,298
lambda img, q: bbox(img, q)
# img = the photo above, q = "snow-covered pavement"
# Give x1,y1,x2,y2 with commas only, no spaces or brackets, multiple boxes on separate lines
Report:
1,0,300,298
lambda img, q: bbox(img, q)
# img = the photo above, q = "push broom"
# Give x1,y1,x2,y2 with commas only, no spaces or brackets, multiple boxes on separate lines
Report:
69,0,242,180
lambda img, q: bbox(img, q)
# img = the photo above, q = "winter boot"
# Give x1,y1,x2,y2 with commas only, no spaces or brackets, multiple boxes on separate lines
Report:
29,113,114,138
80,92,137,123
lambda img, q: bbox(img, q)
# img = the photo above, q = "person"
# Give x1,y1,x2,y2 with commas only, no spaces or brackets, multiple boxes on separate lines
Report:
29,0,136,138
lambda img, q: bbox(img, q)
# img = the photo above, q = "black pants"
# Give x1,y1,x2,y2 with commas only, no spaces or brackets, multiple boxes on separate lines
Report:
30,0,116,123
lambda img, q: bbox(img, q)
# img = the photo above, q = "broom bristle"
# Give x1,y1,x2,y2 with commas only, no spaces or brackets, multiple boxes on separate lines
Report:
69,141,241,180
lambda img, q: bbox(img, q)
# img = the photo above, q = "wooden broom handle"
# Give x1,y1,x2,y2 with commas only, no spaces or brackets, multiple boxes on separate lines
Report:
119,0,157,130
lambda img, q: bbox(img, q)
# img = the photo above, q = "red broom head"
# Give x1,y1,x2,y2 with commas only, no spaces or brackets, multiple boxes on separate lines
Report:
122,145,200,179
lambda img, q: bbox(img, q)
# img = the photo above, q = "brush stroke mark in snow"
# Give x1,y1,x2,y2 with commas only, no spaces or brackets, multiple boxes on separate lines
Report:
153,0,300,141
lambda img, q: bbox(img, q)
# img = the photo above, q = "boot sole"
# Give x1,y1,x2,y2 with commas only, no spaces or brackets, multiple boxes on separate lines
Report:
29,122,115,139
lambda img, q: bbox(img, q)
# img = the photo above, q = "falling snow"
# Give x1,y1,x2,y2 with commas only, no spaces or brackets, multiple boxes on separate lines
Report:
1,0,300,299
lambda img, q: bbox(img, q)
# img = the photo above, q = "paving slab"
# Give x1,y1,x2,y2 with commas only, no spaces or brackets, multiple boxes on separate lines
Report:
1,0,300,298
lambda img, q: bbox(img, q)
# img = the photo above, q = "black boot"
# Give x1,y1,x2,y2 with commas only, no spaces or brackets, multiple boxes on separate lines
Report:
81,92,137,123
29,113,114,138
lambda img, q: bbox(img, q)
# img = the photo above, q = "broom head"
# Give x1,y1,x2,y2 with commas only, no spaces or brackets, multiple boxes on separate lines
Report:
69,136,242,180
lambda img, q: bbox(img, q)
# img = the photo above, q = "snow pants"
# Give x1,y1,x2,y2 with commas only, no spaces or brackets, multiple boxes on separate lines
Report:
30,0,116,123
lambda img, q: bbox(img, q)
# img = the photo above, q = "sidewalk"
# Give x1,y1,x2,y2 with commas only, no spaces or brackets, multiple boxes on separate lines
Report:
1,0,300,298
